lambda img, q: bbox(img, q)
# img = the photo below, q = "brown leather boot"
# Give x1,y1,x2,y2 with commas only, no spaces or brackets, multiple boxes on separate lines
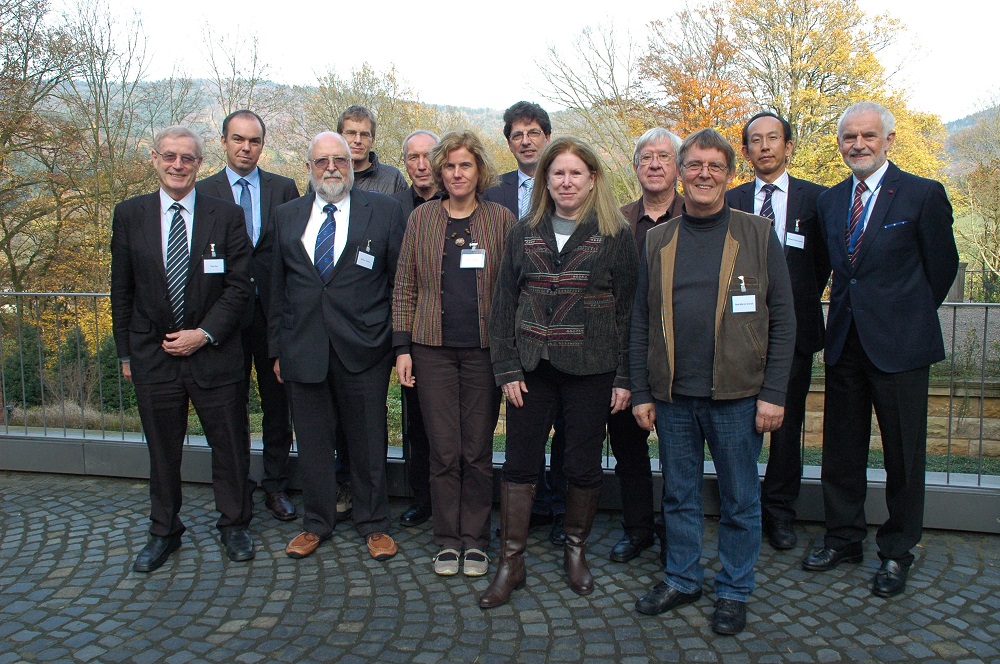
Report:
563,484,602,595
479,481,535,609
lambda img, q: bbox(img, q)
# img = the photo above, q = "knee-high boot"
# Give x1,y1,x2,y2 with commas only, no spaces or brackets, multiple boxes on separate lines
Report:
479,481,535,609
564,484,602,595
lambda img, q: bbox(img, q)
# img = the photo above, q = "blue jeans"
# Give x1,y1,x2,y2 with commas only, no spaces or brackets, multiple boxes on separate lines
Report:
655,395,763,602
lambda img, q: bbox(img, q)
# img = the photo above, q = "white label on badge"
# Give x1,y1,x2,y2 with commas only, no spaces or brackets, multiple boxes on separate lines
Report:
460,249,486,269
204,258,225,274
356,250,375,269
732,294,756,313
785,232,805,250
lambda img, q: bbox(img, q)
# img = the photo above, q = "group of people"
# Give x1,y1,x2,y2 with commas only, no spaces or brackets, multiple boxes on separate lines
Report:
110,97,957,637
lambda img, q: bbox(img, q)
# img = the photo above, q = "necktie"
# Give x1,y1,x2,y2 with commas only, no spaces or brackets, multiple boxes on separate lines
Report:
314,203,338,281
519,178,533,220
165,202,188,329
846,180,869,262
759,183,776,221
237,178,254,245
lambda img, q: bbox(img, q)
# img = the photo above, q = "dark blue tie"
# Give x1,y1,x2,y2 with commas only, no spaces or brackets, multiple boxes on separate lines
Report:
237,178,254,245
314,204,338,281
759,183,776,221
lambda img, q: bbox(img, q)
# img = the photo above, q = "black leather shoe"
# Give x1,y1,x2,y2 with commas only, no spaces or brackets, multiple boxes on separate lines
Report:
801,543,863,571
265,492,297,521
610,532,655,563
872,559,909,598
548,513,566,546
133,534,181,572
712,599,747,635
221,529,255,562
635,582,702,615
399,503,432,527
764,518,797,550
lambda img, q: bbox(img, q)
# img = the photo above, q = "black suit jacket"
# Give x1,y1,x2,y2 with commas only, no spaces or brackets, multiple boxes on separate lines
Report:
819,161,958,372
110,191,252,387
482,170,520,217
268,189,406,379
727,176,830,355
195,168,300,326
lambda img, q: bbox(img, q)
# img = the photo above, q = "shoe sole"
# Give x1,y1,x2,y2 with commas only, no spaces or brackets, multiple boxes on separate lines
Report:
463,567,488,577
286,547,319,559
635,590,702,615
802,554,863,571
435,566,459,576
712,620,746,635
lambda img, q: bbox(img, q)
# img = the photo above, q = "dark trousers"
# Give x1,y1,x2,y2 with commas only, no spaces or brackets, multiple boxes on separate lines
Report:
607,408,654,537
762,349,813,522
532,411,567,517
242,299,293,494
401,383,431,508
285,345,392,539
503,362,612,490
135,361,252,537
413,345,500,550
822,324,929,565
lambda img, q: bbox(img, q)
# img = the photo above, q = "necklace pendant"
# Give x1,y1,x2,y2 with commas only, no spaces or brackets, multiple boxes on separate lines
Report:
455,238,466,247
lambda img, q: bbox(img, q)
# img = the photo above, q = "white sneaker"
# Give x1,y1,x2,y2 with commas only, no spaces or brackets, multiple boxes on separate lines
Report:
433,548,460,576
463,548,490,577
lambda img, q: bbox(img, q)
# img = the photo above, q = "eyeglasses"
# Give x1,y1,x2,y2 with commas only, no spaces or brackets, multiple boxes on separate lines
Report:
638,151,675,166
509,128,544,143
342,129,372,140
311,156,351,170
681,161,728,175
154,151,199,165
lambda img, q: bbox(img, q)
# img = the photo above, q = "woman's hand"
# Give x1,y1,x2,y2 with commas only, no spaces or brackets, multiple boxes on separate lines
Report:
396,354,415,387
610,387,631,414
502,380,528,408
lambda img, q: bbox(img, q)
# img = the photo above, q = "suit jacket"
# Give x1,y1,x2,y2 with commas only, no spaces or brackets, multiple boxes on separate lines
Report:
110,191,252,387
727,176,830,355
195,168,300,327
819,161,958,373
268,189,406,380
390,185,444,220
482,170,520,217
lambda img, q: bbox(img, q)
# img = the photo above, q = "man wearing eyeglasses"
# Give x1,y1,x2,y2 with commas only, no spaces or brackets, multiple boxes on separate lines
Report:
726,112,830,552
269,131,406,562
196,110,301,524
338,104,407,195
630,129,794,635
111,125,254,572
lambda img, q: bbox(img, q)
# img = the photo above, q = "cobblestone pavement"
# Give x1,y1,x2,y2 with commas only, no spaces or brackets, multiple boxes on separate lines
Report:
1,471,997,663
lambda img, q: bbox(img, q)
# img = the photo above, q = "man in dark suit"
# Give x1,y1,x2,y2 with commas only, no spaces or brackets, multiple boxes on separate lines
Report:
802,101,958,598
390,129,441,527
727,112,830,551
196,110,300,522
270,131,406,561
111,125,254,572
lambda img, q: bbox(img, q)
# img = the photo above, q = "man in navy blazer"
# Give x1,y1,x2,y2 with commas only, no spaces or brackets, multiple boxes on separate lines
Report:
111,126,254,572
727,112,830,551
270,131,406,561
196,110,300,523
802,102,958,598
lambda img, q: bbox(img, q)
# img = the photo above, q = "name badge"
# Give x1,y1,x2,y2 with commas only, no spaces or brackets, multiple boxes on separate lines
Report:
355,249,375,270
204,258,225,274
460,244,486,269
731,294,756,313
785,232,805,250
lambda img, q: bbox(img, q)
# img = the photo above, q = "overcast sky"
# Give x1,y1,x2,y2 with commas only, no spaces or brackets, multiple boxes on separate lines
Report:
65,0,989,123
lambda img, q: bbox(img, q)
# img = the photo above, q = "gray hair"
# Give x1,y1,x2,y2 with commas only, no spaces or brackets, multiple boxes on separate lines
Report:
677,128,736,174
401,130,441,161
306,131,351,162
633,128,682,169
837,101,895,137
154,126,204,158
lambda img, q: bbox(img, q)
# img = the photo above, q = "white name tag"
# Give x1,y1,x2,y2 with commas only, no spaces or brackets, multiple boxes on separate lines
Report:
785,232,805,250
732,294,756,313
203,258,225,274
355,250,375,270
460,248,486,269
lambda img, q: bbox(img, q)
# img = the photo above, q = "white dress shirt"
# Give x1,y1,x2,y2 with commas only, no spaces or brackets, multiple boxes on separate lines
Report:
301,192,352,265
754,170,789,246
159,188,196,266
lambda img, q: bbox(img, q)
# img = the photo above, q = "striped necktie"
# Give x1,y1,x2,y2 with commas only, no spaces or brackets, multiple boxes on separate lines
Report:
314,203,338,281
165,202,188,329
846,181,868,262
759,183,776,221
519,177,533,220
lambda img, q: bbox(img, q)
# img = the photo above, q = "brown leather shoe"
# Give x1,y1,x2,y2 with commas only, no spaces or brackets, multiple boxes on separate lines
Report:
366,533,398,561
286,531,327,559
265,491,297,521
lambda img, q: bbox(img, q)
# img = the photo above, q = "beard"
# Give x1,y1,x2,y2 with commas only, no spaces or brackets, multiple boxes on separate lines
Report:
312,168,353,203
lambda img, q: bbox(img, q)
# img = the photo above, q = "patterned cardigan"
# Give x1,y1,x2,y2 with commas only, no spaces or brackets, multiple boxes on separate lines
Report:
392,199,516,352
488,213,639,388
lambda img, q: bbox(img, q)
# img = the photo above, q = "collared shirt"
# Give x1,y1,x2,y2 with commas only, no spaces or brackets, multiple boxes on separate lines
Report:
301,192,352,265
852,159,890,233
159,188,196,266
226,166,261,244
754,170,789,246
517,170,533,215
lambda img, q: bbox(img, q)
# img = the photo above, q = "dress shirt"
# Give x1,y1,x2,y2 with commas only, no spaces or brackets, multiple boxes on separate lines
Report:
301,193,352,265
226,166,261,245
754,170,789,245
852,159,890,233
159,188,196,266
